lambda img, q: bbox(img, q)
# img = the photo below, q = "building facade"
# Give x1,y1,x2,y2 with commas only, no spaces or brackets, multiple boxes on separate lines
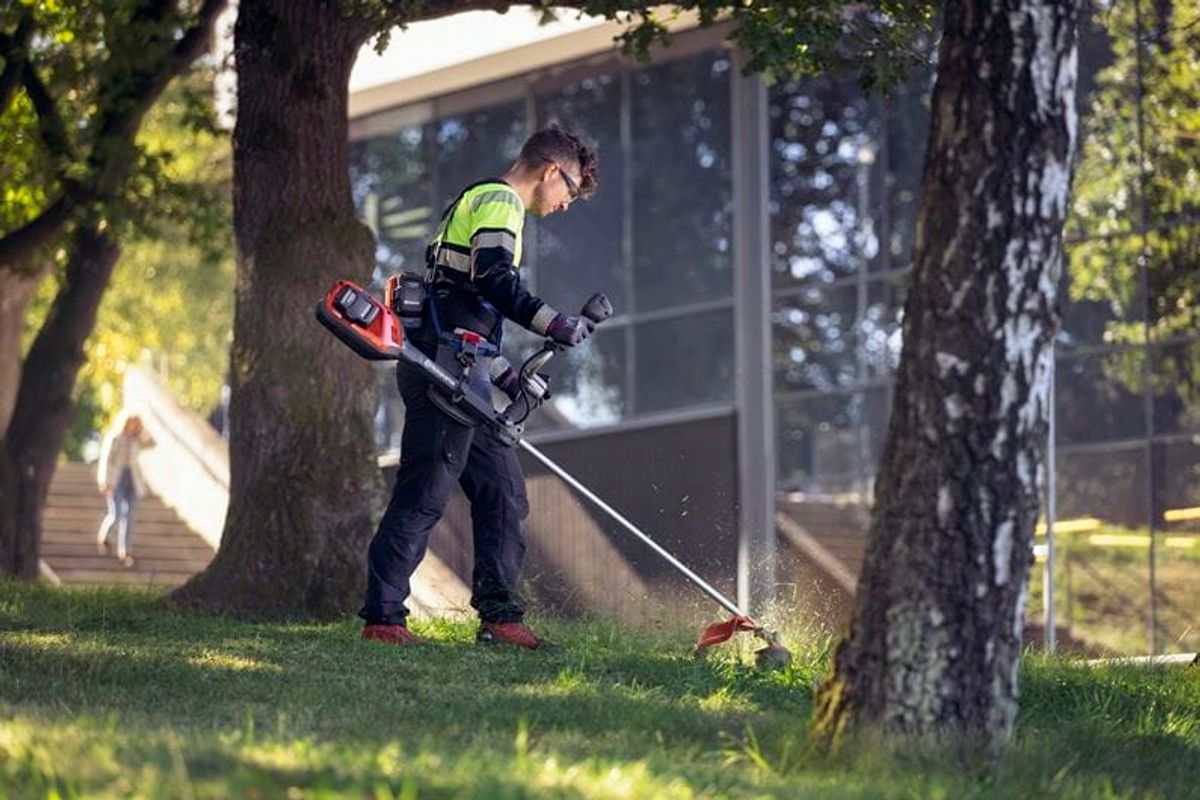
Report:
349,5,1198,655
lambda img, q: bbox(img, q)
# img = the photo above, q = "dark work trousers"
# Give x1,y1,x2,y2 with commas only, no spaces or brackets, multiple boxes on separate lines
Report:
359,359,530,626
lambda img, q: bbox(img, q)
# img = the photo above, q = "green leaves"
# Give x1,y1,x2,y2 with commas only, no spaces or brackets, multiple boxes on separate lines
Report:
577,1,935,92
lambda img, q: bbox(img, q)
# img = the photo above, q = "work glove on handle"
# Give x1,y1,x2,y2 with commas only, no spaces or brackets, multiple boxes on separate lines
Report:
490,358,521,400
546,314,595,347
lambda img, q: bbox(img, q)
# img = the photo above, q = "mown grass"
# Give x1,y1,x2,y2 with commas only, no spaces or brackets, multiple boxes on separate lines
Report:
1,582,1197,799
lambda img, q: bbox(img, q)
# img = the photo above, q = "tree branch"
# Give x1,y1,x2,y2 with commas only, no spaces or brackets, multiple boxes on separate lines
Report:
0,195,76,275
100,0,228,146
0,0,228,272
20,58,74,163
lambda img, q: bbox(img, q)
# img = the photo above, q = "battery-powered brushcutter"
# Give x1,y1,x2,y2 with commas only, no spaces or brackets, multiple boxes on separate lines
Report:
316,277,792,669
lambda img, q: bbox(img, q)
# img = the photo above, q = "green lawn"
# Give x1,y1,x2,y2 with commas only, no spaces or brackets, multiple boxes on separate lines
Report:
1,582,1197,799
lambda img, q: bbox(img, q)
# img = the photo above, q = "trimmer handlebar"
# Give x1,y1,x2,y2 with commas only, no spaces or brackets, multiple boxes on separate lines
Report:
316,280,613,445
581,292,613,324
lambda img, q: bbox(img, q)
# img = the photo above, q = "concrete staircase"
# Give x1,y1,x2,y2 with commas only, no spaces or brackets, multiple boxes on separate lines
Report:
41,461,216,589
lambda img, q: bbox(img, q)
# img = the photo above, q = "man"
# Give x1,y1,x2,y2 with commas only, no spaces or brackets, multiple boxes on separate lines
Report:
359,125,599,650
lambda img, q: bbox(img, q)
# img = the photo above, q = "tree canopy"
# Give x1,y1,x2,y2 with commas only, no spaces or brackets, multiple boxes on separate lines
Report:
24,70,235,455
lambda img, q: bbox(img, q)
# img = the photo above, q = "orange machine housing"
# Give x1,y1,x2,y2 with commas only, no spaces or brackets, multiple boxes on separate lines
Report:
314,280,405,360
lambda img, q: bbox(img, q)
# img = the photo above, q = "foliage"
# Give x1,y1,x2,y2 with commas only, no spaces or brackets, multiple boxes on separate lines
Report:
363,1,936,92
0,0,105,236
0,0,224,267
4,2,233,456
1068,0,1200,349
83,70,234,445
0,583,1197,798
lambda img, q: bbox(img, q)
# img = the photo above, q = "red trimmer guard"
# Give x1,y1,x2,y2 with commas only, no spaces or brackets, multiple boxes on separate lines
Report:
693,614,759,655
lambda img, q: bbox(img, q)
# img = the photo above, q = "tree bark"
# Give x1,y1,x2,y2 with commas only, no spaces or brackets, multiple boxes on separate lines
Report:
0,269,44,432
812,0,1079,751
171,0,381,620
0,224,120,577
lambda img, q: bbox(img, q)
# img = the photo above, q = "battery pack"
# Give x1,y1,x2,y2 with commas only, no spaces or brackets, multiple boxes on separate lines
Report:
315,280,405,360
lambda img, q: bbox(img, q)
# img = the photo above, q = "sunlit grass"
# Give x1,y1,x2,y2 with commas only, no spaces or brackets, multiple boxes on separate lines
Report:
1,581,1196,799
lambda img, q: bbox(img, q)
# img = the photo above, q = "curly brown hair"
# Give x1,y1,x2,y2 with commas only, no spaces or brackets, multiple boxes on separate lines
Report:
518,124,598,199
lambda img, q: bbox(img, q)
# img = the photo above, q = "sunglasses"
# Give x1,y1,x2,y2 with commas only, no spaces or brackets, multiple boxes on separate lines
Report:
541,158,580,200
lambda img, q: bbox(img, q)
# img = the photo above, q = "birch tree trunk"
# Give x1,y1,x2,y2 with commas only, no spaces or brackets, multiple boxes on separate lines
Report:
171,0,382,619
812,0,1079,750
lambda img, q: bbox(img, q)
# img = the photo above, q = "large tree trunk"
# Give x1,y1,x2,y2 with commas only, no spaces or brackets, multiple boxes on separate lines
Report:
812,0,1079,750
171,0,381,619
0,224,120,577
0,269,44,432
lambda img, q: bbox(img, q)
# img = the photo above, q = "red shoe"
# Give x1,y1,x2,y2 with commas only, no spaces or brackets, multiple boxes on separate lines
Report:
362,623,421,646
476,622,558,651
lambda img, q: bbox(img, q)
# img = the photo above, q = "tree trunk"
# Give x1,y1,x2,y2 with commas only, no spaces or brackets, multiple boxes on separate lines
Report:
171,0,381,620
0,224,120,577
0,268,44,432
812,0,1079,751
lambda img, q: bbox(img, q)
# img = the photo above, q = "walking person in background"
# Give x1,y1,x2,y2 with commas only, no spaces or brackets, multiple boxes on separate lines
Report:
96,411,153,567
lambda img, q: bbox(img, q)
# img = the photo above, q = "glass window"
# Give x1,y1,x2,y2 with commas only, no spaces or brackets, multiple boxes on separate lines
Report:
433,100,527,211
773,284,859,392
776,391,873,495
1056,350,1147,445
1056,444,1149,525
631,51,733,312
1139,12,1198,232
534,69,629,312
1154,440,1200,530
349,125,434,279
863,278,906,378
633,309,734,413
503,323,628,433
1066,3,1141,244
772,276,905,393
769,76,879,287
1153,531,1200,655
1053,443,1154,655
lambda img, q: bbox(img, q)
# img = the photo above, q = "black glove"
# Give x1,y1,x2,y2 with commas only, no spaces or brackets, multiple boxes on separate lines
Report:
546,314,596,347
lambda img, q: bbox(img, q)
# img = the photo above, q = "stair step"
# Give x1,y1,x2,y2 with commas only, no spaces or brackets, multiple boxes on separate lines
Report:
43,494,177,510
50,568,192,586
41,461,219,589
42,522,198,538
43,506,184,523
45,555,214,572
42,532,213,551
40,542,216,561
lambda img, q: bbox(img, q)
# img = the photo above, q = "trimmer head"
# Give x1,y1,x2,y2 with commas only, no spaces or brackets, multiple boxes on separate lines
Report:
693,615,792,670
752,628,793,670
